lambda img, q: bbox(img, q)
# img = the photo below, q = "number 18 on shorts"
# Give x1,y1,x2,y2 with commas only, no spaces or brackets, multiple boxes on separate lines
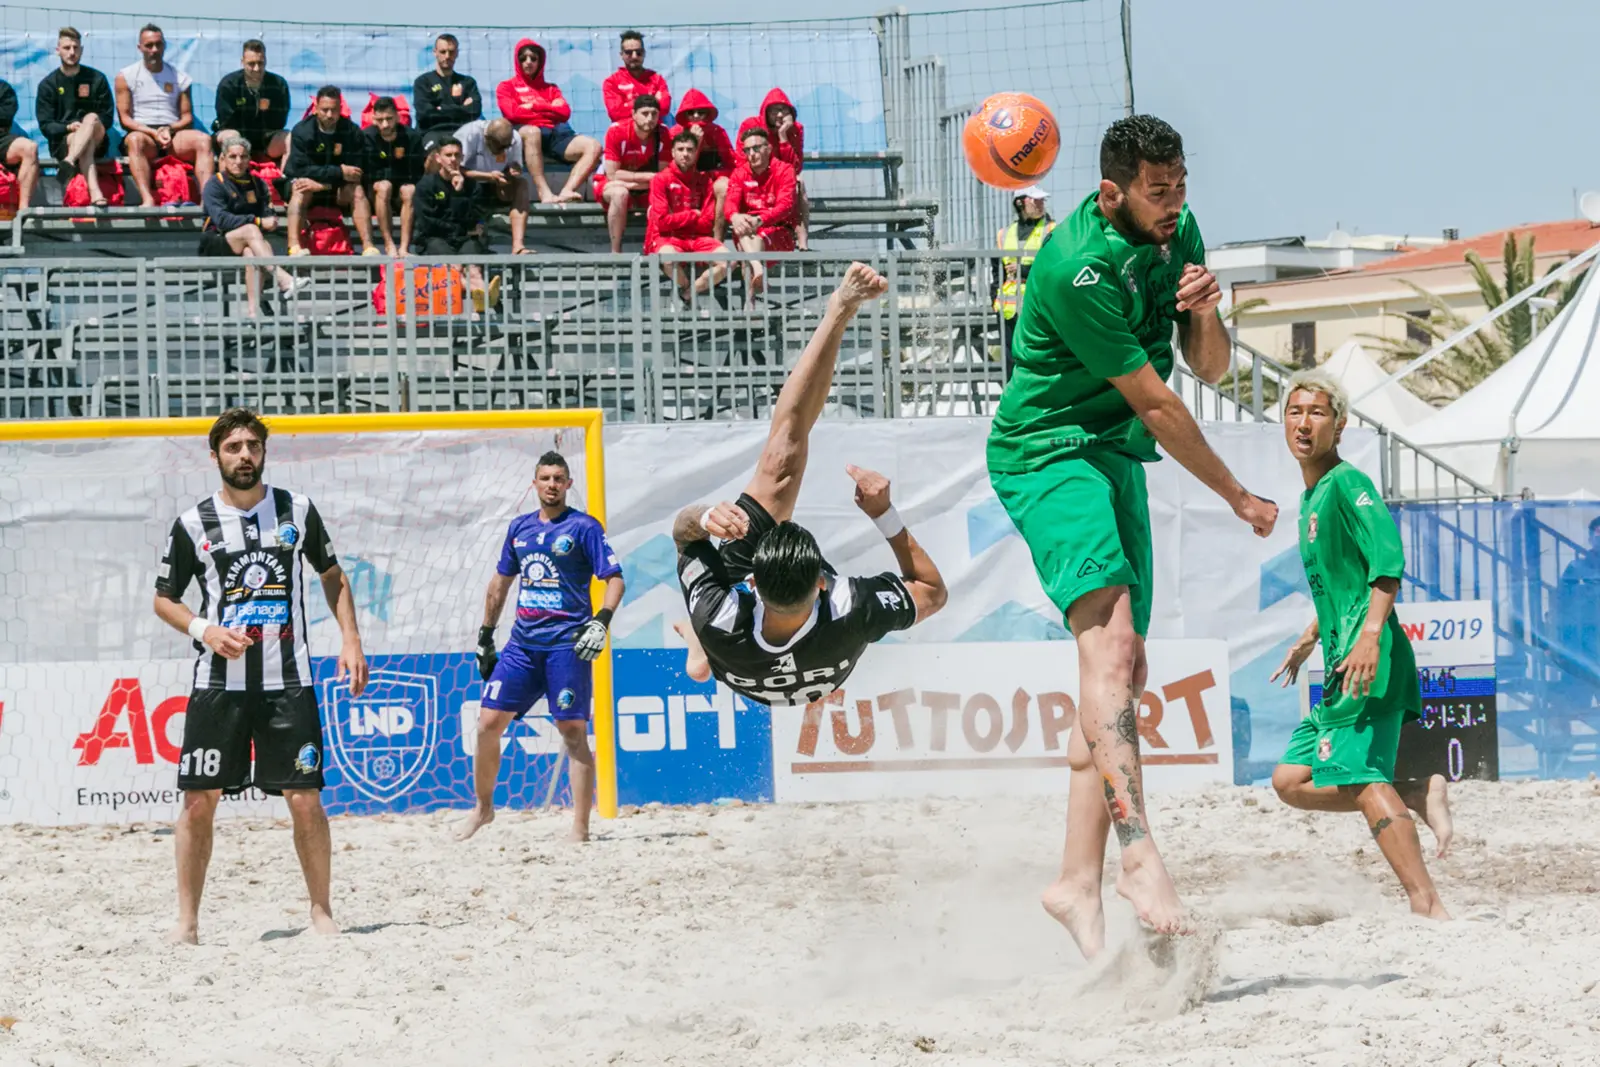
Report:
178,688,326,795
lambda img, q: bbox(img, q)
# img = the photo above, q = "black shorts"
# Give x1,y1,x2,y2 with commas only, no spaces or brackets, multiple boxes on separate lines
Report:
178,687,325,795
198,231,237,257
0,132,27,162
418,233,489,257
367,180,412,210
47,128,112,164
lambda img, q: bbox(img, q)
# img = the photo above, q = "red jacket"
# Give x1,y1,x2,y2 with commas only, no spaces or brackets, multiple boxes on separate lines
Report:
495,38,571,128
647,163,715,243
669,89,737,181
603,118,668,173
603,67,671,124
725,158,798,227
738,87,805,172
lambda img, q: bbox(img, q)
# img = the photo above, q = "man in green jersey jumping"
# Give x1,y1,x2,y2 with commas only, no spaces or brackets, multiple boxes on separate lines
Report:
987,115,1278,953
1268,369,1452,919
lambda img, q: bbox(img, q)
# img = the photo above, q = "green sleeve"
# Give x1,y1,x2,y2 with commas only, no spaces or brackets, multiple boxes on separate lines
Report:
1031,256,1149,378
1172,209,1208,328
1176,209,1206,267
1340,470,1405,584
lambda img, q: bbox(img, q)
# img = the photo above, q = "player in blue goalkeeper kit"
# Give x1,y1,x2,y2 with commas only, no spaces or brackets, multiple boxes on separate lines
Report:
458,450,625,843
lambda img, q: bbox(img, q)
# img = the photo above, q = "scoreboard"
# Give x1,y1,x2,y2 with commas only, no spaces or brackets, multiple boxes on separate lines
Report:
1306,600,1498,783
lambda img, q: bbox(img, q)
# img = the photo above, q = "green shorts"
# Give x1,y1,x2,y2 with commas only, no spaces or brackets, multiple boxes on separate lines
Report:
1280,707,1403,787
991,450,1154,636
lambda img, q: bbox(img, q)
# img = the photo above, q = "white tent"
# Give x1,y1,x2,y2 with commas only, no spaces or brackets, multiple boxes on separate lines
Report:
1401,262,1600,497
1324,341,1437,430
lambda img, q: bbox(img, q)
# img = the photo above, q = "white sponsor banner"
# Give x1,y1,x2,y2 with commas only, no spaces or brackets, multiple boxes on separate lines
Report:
769,640,1232,802
0,662,285,826
1305,600,1495,675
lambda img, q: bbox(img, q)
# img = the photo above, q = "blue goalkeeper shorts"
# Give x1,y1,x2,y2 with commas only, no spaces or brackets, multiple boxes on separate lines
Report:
481,643,592,722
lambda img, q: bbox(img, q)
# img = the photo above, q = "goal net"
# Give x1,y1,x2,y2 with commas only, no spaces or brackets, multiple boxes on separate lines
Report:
0,411,613,827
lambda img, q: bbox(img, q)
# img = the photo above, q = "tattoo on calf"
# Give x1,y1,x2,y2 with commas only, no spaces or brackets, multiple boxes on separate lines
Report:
1114,699,1140,749
1103,774,1148,847
1368,811,1414,840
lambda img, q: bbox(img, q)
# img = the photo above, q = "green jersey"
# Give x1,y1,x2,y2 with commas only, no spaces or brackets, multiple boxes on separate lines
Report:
1299,461,1419,728
986,191,1207,473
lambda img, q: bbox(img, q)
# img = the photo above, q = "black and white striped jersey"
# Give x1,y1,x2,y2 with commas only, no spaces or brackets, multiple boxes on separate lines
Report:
155,486,337,691
678,539,916,708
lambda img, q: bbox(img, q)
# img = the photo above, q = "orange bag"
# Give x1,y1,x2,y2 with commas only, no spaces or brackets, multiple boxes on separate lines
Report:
373,264,465,316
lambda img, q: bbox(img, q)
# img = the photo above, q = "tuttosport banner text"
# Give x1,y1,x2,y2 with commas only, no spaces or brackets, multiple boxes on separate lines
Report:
0,642,1225,825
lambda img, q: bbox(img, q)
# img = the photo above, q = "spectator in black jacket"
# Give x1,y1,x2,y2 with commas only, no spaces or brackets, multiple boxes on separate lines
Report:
35,27,113,205
0,78,39,211
201,136,304,315
414,137,498,311
213,39,291,163
413,34,482,145
284,86,376,256
362,96,423,256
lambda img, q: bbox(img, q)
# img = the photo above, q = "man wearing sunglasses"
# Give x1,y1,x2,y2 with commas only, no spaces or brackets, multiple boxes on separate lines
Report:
602,31,671,124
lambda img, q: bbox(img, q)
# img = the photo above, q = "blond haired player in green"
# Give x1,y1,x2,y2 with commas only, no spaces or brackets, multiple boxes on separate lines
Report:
987,115,1279,953
1268,369,1452,919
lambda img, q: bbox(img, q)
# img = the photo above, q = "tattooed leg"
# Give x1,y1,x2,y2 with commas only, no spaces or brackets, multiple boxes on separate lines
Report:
1350,782,1450,919
1068,585,1188,936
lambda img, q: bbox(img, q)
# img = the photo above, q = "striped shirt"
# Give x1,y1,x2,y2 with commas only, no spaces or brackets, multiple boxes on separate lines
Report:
156,486,336,691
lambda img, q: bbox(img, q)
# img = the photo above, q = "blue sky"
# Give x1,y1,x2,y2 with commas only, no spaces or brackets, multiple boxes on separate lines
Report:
89,0,1600,245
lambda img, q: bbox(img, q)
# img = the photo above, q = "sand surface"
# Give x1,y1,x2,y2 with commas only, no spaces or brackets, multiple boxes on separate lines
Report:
4,780,1600,1067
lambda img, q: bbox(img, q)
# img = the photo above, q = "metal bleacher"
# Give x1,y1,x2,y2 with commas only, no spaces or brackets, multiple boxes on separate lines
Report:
0,250,1012,422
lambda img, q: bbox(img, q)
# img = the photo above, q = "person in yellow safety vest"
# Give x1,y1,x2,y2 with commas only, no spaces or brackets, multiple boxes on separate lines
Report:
995,184,1055,379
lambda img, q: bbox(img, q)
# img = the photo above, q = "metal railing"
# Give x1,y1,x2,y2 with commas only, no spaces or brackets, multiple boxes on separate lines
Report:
1171,336,1499,503
0,251,1013,423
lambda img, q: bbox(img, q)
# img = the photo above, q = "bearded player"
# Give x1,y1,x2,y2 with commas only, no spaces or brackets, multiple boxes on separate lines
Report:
672,263,947,706
1268,370,1452,918
459,451,624,843
986,115,1280,952
153,408,368,944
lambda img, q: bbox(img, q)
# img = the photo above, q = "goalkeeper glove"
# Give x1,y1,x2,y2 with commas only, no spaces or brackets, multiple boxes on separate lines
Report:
574,608,614,662
476,625,499,681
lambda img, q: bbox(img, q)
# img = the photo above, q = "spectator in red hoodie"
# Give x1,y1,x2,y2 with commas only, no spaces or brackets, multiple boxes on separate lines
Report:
495,38,600,204
648,131,728,305
669,90,736,242
725,126,799,307
602,31,670,124
596,94,667,254
738,88,810,250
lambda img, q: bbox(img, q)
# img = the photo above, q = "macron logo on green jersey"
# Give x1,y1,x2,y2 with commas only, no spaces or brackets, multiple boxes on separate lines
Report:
1073,266,1100,288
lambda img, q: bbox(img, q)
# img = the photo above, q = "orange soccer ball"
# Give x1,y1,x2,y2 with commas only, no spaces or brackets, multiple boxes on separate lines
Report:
962,92,1060,190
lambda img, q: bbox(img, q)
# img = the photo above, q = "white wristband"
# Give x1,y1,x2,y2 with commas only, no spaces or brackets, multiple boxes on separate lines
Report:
700,507,718,535
187,617,210,643
872,506,906,540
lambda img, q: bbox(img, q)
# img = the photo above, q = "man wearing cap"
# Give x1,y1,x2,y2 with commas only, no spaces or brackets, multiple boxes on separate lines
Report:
994,184,1055,379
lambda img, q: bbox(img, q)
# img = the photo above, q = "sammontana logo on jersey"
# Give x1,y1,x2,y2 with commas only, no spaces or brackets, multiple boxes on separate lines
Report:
517,552,562,613
221,549,291,628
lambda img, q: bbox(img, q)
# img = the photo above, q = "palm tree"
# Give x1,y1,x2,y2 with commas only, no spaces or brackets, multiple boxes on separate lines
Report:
1360,232,1589,400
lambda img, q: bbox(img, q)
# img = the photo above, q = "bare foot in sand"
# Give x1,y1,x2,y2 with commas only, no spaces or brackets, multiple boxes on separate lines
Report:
168,922,199,945
672,619,712,682
1114,846,1192,936
1041,877,1105,959
566,825,590,844
310,905,340,936
455,804,496,841
1422,774,1453,858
